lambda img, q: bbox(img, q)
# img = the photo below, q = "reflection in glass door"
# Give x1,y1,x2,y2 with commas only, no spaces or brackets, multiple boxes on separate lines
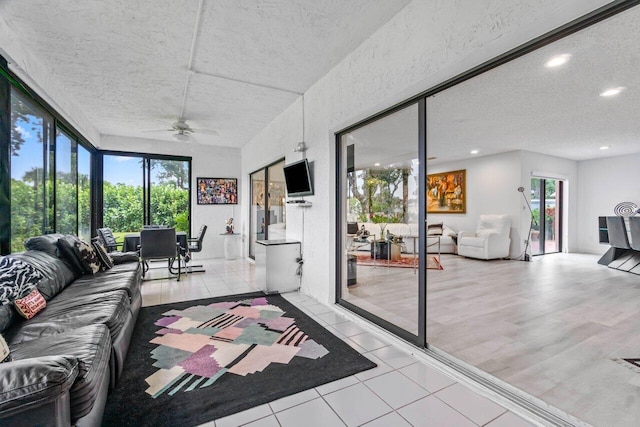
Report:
337,103,421,338
250,169,266,258
249,159,286,259
267,160,286,240
530,177,562,255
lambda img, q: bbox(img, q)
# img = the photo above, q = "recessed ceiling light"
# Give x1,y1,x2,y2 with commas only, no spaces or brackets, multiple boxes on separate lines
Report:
374,162,381,167
599,87,625,97
600,146,610,150
470,150,479,154
544,54,572,68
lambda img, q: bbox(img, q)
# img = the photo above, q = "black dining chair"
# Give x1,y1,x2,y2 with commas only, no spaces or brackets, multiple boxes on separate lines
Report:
186,225,207,273
97,227,124,252
139,228,181,281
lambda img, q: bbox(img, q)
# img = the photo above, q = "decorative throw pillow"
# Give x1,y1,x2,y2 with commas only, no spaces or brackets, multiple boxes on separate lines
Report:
57,236,87,274
91,238,114,271
57,235,100,275
14,289,46,319
0,333,10,363
76,239,101,274
0,257,43,306
427,222,444,236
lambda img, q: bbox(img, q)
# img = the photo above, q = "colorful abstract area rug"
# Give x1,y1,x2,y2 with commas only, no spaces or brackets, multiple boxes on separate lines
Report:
102,292,376,426
355,254,443,270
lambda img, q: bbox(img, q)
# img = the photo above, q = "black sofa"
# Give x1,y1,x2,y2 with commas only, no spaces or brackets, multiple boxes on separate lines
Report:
0,234,142,426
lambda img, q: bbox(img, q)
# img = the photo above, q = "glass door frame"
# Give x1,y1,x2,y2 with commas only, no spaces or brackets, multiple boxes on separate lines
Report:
98,150,192,236
531,177,563,256
248,157,286,260
334,99,427,346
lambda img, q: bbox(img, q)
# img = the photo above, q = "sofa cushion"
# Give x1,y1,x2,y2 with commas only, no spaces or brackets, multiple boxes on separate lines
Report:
63,269,141,302
10,251,78,301
14,289,47,320
427,222,444,235
24,234,64,258
0,257,43,306
477,214,511,235
0,355,79,418
460,236,486,248
10,324,111,422
6,289,130,346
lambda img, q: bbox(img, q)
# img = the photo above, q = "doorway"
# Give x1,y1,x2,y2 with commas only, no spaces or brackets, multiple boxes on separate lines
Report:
530,177,563,255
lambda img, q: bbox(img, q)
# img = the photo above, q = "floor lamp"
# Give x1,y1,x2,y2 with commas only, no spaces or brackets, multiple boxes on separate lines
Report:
518,187,533,261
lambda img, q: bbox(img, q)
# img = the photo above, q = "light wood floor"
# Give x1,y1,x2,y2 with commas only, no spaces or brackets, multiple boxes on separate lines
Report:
346,253,640,426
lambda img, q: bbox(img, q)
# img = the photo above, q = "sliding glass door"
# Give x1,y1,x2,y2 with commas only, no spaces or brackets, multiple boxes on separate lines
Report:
249,159,286,259
531,177,562,255
336,103,422,339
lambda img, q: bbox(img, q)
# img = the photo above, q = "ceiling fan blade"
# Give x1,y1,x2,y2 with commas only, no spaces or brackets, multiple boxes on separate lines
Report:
141,128,173,133
191,128,218,135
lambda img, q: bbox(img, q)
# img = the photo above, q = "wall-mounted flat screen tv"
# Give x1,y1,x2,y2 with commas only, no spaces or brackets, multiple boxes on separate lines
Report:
283,159,313,198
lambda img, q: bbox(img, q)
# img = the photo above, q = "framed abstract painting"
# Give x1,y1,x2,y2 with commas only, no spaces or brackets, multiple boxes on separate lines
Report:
427,169,466,213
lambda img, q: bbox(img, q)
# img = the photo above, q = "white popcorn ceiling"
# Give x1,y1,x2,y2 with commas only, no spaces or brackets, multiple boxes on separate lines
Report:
0,0,411,147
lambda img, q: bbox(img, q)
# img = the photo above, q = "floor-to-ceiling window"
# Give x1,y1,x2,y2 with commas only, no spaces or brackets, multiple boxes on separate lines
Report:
55,128,77,235
102,152,191,240
2,62,96,254
336,103,422,339
77,144,92,241
249,159,286,259
8,88,54,251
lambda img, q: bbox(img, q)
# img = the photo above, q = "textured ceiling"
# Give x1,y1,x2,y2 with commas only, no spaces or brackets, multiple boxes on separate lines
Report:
428,4,640,164
0,0,411,147
346,5,640,167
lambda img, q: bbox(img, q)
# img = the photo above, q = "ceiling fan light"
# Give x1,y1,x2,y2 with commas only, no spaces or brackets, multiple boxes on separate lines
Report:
173,132,190,142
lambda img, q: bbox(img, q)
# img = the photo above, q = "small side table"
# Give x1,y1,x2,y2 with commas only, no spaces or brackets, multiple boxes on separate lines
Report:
220,233,240,260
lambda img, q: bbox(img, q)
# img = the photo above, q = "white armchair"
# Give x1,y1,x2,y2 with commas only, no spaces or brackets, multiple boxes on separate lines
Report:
458,214,511,260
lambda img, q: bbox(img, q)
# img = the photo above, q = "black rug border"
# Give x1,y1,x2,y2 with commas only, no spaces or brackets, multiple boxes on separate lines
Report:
103,292,376,426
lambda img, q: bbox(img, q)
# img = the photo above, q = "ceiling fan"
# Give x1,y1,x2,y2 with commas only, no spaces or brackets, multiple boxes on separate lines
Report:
142,118,218,142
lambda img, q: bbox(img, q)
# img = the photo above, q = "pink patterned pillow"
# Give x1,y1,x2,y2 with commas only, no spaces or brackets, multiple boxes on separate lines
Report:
14,289,46,319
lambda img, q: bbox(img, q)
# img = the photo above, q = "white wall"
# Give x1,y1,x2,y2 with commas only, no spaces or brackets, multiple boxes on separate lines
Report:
241,0,613,304
100,135,241,259
428,152,522,257
577,153,640,254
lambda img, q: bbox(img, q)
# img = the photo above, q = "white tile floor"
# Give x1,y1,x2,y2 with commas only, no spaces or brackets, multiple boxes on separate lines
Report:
141,258,536,427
